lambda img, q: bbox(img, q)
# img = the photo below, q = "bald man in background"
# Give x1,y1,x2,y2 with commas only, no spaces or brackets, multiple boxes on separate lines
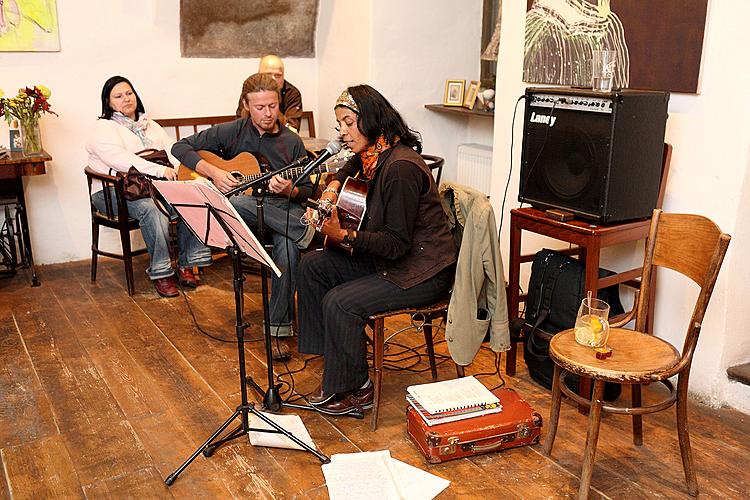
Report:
236,55,303,131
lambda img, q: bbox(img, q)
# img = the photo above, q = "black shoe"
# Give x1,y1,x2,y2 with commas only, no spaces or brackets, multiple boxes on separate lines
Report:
315,382,374,415
309,384,335,406
271,343,291,361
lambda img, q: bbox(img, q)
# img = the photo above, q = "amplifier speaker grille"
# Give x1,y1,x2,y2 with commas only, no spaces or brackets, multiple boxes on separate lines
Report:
519,88,669,223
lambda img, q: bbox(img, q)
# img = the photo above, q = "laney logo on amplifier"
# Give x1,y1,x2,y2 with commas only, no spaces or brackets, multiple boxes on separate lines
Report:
529,112,557,127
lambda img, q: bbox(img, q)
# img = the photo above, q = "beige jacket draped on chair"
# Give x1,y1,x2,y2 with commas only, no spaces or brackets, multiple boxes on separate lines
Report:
440,182,510,366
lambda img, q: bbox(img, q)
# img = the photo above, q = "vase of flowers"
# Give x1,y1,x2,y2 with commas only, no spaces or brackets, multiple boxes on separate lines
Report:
19,115,42,155
0,85,57,156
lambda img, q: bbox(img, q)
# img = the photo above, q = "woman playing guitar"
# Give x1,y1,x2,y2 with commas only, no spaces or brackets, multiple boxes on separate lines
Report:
297,85,457,415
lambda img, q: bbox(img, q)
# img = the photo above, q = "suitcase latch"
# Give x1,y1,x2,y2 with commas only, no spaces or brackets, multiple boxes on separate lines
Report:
517,423,532,439
439,436,460,454
426,431,441,448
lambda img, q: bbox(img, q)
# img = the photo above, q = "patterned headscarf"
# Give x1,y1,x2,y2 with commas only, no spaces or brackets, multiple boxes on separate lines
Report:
335,89,359,114
335,88,398,180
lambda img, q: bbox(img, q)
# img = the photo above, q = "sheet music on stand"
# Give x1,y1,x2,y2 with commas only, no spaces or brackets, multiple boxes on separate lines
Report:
152,179,281,277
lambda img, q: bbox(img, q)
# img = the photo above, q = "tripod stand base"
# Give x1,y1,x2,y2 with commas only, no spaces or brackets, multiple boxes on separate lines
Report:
165,401,330,486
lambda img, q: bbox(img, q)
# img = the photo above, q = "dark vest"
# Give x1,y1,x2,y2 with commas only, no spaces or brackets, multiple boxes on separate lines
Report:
366,144,457,289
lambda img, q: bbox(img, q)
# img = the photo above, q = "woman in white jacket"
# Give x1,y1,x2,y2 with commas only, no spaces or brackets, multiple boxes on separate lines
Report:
86,76,211,297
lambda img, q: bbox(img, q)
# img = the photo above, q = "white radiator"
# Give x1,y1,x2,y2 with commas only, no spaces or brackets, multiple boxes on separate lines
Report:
456,143,493,194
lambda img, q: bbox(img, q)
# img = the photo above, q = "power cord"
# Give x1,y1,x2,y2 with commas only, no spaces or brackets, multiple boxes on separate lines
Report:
175,276,263,344
499,95,527,235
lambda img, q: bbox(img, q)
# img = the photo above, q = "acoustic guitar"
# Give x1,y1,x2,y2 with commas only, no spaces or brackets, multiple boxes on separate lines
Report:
311,176,368,254
177,150,340,186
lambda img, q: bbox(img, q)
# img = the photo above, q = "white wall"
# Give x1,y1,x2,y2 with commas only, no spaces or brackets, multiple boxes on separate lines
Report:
490,0,750,412
318,0,493,183
0,0,320,262
316,0,373,142
370,0,492,183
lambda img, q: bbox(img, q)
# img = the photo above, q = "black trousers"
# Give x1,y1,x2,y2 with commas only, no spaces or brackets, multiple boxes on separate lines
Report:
297,249,453,394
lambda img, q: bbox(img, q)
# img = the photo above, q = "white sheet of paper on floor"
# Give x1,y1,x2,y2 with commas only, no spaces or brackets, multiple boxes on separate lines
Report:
247,411,316,451
323,450,450,500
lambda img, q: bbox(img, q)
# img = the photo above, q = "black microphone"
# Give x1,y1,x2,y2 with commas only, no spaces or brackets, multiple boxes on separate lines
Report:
292,141,342,187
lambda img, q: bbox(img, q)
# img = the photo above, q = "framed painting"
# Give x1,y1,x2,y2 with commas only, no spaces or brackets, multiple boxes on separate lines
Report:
180,0,319,58
444,80,465,107
0,0,60,52
463,80,480,110
523,0,708,93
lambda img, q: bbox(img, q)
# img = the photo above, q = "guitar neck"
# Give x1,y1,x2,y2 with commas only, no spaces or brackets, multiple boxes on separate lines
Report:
238,163,335,184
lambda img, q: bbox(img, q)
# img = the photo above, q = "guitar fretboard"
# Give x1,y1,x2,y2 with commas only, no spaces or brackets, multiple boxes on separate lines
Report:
238,163,335,183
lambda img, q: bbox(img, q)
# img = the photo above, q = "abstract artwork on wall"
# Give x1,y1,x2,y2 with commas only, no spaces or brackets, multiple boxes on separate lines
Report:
0,0,60,52
180,0,319,58
524,0,708,93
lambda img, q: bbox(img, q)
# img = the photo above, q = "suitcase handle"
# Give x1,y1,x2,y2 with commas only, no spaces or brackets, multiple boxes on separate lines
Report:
458,423,533,453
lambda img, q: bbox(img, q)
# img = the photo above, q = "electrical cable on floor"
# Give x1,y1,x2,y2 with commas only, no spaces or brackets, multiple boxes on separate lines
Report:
174,279,261,344
173,279,508,403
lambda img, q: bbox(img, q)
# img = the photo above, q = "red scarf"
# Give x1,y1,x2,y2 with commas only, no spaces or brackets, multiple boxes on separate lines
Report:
360,135,398,180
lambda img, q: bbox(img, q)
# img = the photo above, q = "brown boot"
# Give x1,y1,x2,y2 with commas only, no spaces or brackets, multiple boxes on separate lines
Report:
154,276,179,297
177,267,198,288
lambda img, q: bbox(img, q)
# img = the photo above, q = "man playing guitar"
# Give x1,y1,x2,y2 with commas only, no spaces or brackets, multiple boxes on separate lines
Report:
172,73,315,354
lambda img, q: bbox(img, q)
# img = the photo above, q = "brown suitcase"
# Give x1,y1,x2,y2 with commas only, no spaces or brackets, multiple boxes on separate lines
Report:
407,387,543,463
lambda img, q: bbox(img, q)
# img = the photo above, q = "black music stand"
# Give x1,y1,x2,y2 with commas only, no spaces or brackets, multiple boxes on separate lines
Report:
152,179,329,486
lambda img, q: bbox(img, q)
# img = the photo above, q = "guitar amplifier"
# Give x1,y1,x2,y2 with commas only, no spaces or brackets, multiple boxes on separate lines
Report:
519,87,669,223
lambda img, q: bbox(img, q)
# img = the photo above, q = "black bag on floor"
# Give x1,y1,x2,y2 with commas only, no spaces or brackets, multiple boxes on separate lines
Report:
522,249,624,401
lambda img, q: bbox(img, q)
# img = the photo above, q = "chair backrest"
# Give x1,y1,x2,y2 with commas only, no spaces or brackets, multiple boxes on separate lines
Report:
635,209,731,371
299,110,316,138
421,154,444,186
84,166,129,221
656,143,672,209
155,116,236,141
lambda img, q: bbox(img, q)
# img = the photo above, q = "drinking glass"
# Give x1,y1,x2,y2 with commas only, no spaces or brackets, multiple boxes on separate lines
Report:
591,50,616,92
574,297,610,348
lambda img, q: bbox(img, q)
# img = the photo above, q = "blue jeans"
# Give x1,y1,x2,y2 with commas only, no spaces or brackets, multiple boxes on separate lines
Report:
92,189,212,280
230,193,307,326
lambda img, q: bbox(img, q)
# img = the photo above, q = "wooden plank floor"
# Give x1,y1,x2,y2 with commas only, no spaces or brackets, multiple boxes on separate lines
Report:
1,257,749,499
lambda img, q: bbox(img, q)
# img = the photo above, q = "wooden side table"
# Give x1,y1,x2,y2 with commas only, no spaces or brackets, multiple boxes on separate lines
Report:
0,150,52,286
505,207,656,378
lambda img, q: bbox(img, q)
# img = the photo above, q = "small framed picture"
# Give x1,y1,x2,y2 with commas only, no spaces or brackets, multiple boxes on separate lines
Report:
443,79,465,107
9,130,22,152
463,80,480,110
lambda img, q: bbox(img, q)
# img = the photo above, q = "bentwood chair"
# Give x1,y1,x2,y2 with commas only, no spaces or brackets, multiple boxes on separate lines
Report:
543,209,730,498
421,154,444,187
367,299,464,430
299,111,316,138
85,167,148,296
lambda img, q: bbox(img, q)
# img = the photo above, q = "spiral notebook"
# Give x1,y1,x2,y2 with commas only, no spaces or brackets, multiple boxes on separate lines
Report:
406,376,500,415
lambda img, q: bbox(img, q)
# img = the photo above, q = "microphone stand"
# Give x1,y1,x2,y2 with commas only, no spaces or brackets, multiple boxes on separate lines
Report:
228,158,364,420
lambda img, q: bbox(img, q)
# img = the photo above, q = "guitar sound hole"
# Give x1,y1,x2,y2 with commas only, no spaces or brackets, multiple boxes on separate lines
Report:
230,171,243,181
